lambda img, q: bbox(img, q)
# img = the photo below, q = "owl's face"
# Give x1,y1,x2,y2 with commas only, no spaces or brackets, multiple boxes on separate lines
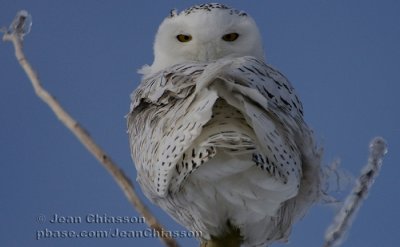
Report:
150,4,265,73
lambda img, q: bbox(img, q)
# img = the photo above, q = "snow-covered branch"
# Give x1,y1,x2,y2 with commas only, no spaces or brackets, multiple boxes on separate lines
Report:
2,10,179,247
323,137,387,247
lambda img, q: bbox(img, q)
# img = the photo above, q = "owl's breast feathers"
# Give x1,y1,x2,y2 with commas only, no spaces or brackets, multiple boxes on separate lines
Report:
128,56,315,192
128,56,322,245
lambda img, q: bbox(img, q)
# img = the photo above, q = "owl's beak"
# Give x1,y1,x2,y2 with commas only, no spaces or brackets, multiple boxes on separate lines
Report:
197,42,218,61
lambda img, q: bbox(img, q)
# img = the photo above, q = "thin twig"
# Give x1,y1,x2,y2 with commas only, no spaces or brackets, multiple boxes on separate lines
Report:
3,11,179,247
323,137,387,247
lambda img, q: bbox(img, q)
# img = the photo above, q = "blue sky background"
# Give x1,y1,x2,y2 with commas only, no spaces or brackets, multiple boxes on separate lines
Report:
1,1,399,246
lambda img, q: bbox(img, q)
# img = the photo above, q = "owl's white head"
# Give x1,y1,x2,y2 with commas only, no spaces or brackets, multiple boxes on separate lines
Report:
147,3,265,74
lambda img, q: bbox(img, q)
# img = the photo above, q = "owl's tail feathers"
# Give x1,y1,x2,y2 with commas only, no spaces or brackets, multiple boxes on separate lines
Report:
200,221,242,247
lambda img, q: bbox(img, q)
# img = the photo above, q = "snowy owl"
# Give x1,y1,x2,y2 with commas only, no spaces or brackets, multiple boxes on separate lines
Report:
127,3,322,247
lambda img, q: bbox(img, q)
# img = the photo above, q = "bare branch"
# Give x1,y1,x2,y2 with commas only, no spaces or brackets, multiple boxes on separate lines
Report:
323,137,387,247
3,10,179,247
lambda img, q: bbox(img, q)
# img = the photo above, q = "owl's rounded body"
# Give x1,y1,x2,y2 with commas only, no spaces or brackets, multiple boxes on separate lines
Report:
128,4,322,246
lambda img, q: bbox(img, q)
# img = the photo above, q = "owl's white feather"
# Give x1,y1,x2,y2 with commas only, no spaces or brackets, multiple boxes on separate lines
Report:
128,3,322,246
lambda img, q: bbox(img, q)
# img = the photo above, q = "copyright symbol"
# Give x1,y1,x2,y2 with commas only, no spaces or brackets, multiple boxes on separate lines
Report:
37,214,46,223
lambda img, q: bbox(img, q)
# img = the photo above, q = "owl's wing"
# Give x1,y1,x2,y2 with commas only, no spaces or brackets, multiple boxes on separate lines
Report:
204,57,306,190
128,63,218,197
128,56,308,198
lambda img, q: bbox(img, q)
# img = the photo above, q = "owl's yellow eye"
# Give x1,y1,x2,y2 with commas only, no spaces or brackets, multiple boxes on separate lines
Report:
176,34,192,42
222,33,239,41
